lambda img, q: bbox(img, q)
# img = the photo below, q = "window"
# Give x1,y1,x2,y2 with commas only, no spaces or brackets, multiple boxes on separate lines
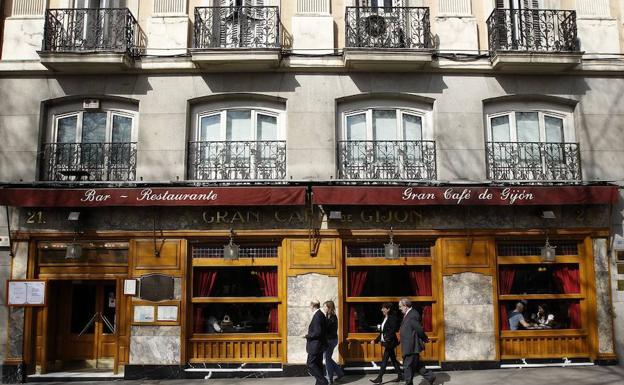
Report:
343,241,436,353
485,106,579,181
190,107,286,180
340,107,435,180
43,103,137,182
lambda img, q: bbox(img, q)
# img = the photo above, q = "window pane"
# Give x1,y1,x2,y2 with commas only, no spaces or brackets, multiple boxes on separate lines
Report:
226,110,252,141
193,303,278,333
516,112,539,142
200,114,221,141
112,115,132,143
402,114,422,140
257,114,278,141
491,115,511,141
82,112,107,143
545,116,564,143
57,116,78,143
346,113,367,141
373,110,397,141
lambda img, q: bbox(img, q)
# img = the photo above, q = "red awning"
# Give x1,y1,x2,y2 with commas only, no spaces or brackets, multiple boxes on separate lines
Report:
0,186,306,207
312,186,619,206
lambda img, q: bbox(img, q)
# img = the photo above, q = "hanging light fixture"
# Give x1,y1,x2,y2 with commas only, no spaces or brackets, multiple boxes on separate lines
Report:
540,236,556,262
224,229,240,260
384,227,400,259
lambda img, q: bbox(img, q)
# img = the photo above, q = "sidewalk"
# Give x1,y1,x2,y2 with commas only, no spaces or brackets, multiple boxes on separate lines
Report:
30,365,624,385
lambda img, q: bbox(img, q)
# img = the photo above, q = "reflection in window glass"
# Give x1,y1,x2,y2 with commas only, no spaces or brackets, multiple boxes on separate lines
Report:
82,112,107,143
516,112,539,142
491,115,511,141
57,116,78,143
226,110,252,141
193,303,278,333
257,114,278,140
112,115,132,142
402,114,422,141
346,113,367,141
545,116,564,143
373,110,397,141
200,114,221,141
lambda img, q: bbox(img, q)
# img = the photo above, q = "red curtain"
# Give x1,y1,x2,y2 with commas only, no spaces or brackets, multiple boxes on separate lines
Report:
499,267,515,330
422,305,432,332
194,270,218,333
553,265,580,294
409,268,432,296
256,268,278,297
568,301,581,329
349,270,368,332
268,307,279,333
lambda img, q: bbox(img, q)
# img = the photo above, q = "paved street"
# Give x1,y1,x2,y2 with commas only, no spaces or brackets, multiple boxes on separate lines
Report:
29,365,624,385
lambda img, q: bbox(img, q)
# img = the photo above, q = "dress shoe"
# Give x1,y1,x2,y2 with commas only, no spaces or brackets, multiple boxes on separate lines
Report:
425,374,436,385
335,374,344,382
393,375,404,382
369,377,383,384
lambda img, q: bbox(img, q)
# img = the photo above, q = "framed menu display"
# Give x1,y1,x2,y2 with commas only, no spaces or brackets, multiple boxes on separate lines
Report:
7,280,47,306
157,305,178,322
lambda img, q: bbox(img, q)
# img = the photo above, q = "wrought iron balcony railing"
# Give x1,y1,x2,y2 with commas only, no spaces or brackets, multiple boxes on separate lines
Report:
42,8,139,55
188,141,286,181
194,6,280,49
338,140,436,180
42,142,137,182
345,7,431,49
486,142,581,182
487,9,578,52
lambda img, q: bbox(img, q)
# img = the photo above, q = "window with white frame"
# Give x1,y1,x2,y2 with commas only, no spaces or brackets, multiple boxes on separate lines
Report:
339,106,435,180
190,107,286,181
43,102,138,182
485,106,580,181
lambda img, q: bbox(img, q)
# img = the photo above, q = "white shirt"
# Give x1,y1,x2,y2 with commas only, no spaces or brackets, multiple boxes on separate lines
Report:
380,316,388,342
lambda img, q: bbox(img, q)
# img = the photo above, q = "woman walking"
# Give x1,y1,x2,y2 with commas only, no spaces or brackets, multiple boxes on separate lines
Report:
323,300,344,384
370,302,403,384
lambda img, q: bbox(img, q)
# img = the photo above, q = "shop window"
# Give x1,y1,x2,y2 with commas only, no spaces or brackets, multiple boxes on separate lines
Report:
344,242,435,335
191,244,280,335
497,240,585,331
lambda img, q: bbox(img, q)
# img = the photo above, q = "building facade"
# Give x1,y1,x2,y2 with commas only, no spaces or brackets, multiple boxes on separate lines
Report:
0,0,624,381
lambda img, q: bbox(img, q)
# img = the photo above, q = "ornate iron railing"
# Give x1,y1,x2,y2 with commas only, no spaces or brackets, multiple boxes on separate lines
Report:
345,7,431,49
42,142,137,181
486,142,581,181
338,140,436,180
42,8,139,55
188,141,286,181
194,6,280,49
487,9,578,52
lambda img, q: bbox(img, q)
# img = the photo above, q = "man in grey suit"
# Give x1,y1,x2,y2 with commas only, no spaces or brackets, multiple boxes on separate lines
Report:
398,298,436,385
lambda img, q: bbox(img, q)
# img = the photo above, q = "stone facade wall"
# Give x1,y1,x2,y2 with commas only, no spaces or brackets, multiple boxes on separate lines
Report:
129,326,181,365
286,273,338,364
593,238,615,355
6,242,28,360
443,272,496,361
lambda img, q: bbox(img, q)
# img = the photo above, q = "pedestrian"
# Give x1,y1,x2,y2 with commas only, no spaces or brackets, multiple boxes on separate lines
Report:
398,298,436,385
305,300,329,385
370,302,402,384
323,300,344,384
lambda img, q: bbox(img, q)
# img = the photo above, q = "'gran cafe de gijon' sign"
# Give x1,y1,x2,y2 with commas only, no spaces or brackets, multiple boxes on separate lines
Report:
0,185,617,207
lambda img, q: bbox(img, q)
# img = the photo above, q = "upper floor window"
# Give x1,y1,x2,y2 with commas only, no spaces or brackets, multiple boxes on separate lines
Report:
189,102,286,181
338,102,436,181
42,99,138,182
485,102,580,182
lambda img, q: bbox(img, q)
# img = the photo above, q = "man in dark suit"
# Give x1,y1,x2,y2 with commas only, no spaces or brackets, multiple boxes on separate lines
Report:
305,300,329,385
398,298,435,385
370,302,402,384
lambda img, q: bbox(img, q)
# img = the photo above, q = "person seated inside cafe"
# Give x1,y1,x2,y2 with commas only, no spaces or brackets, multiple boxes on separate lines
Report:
531,303,555,328
509,301,531,330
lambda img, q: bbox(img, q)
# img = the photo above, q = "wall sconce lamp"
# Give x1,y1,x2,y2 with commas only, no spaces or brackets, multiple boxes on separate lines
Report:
541,210,556,219
66,211,82,259
540,237,557,262
224,229,240,260
328,211,342,220
68,211,80,221
384,227,400,259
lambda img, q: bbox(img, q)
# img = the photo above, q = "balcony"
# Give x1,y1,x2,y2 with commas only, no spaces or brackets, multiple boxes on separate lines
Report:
487,9,582,71
486,142,581,182
344,7,432,71
191,6,281,71
39,8,140,71
188,141,286,181
41,142,137,182
338,140,436,181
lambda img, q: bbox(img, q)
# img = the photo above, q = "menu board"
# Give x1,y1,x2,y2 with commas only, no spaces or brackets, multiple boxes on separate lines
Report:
133,305,155,323
7,281,46,306
157,305,178,322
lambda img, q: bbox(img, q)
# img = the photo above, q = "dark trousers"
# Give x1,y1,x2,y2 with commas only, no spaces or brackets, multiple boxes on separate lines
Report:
403,353,435,385
376,344,402,379
307,351,328,385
